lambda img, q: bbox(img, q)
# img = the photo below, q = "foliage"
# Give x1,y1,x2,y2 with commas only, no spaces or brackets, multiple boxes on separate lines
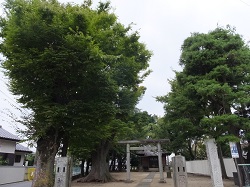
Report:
0,156,8,165
157,77,206,159
125,109,158,140
0,0,151,183
106,110,161,172
158,26,250,160
25,153,35,166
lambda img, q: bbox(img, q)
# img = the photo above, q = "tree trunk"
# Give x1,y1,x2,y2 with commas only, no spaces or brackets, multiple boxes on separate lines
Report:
217,144,229,179
229,126,245,164
32,130,61,187
117,154,123,171
194,144,197,159
236,142,245,164
188,139,195,160
61,136,69,157
78,140,115,182
81,159,85,177
246,143,250,164
85,158,91,175
110,150,116,171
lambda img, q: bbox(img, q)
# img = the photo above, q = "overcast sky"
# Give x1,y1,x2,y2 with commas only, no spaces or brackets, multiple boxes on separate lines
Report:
1,0,250,137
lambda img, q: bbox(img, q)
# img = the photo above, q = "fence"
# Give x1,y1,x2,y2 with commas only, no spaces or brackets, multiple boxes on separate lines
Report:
186,158,237,178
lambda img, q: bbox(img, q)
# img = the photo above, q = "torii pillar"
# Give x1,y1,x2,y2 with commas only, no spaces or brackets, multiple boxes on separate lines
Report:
119,139,169,183
126,143,131,182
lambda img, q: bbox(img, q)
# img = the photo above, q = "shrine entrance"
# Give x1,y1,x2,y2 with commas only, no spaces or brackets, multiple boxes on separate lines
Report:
118,139,169,183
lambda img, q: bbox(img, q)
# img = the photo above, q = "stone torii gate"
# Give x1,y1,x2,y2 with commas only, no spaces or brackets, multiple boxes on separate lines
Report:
118,139,169,183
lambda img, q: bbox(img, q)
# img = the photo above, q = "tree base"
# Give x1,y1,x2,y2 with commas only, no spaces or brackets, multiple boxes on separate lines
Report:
77,175,117,183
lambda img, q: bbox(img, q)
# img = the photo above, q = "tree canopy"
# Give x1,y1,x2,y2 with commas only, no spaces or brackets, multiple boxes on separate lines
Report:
158,26,250,161
0,0,151,185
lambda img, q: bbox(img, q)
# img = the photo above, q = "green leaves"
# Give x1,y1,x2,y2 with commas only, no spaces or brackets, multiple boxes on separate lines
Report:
0,0,151,160
159,26,250,159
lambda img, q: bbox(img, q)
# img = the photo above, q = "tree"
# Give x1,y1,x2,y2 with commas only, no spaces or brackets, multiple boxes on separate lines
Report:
67,3,152,181
158,26,250,172
181,26,250,158
157,78,206,160
0,0,151,185
106,109,159,172
127,109,158,140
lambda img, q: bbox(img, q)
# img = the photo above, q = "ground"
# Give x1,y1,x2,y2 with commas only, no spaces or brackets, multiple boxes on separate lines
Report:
71,172,236,187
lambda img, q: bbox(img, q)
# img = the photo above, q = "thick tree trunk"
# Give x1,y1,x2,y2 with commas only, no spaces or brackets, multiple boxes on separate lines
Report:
32,130,61,187
78,141,115,182
217,144,229,179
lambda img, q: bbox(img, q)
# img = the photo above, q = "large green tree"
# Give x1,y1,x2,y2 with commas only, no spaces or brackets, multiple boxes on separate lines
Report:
0,0,151,185
104,109,158,172
157,77,206,160
159,26,250,164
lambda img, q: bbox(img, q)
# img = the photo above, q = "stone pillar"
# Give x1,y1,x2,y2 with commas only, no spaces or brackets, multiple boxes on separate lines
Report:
166,165,172,178
205,139,224,187
126,143,131,182
157,142,165,182
166,154,172,178
172,155,188,187
54,157,72,187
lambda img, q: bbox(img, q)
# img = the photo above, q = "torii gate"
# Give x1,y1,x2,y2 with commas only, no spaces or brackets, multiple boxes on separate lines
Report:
118,139,169,183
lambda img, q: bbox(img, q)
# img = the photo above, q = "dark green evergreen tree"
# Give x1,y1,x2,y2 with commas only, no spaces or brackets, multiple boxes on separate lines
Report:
158,26,250,166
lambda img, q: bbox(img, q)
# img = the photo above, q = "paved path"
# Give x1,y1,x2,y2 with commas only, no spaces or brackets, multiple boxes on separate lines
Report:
0,181,32,187
136,172,156,187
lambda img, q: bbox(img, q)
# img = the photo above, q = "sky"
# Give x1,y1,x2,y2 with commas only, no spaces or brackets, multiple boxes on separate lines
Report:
1,0,250,140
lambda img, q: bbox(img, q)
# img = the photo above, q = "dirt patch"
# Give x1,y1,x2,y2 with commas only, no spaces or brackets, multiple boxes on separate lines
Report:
71,172,236,187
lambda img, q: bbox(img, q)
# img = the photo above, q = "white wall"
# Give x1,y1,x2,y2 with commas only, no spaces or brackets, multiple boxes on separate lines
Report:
0,166,26,184
186,160,210,176
186,158,236,178
0,139,16,154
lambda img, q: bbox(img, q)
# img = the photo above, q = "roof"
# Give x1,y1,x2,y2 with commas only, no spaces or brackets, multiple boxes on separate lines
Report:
15,143,32,153
0,125,21,141
136,145,170,156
